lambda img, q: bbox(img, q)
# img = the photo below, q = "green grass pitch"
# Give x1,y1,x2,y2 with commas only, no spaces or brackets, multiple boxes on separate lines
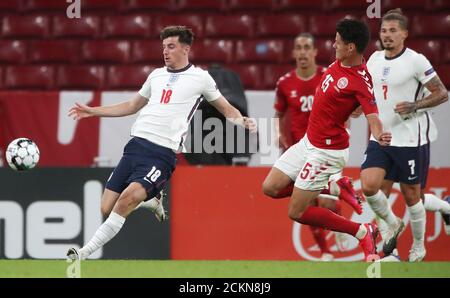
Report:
1,260,450,278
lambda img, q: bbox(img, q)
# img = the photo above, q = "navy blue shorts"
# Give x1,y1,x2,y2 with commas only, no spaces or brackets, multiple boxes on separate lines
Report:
361,141,430,187
106,137,176,199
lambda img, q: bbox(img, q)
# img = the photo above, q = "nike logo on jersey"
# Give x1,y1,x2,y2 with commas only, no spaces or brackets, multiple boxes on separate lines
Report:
408,176,418,181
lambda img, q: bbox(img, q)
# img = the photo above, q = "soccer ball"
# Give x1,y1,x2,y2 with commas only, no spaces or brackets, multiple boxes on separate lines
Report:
5,138,40,171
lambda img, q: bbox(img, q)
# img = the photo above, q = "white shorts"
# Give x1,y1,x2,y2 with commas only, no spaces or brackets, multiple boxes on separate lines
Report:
273,136,349,191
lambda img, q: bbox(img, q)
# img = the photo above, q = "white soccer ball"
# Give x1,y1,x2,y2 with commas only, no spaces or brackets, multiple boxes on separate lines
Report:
5,138,40,171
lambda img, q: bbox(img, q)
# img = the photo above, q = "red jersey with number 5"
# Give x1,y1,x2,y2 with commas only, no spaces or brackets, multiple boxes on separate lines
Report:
274,67,326,143
306,60,378,149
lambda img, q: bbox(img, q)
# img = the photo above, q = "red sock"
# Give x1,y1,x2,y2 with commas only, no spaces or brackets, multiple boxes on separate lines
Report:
299,206,360,237
310,226,330,253
334,201,342,215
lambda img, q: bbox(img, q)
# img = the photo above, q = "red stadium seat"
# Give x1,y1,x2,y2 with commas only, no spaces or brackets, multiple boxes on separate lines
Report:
5,65,54,89
429,0,450,11
256,14,306,38
57,65,105,89
107,65,155,90
82,41,130,63
277,0,324,11
382,0,431,11
131,40,163,63
327,0,370,11
314,39,335,65
443,41,450,64
53,15,101,38
263,64,294,89
361,17,381,40
0,67,3,89
205,15,254,38
436,65,450,89
406,39,441,66
190,39,233,64
176,0,226,12
103,15,151,38
1,15,50,38
411,15,450,38
236,40,284,63
28,40,81,63
79,0,124,11
22,0,68,11
0,0,22,12
365,39,382,60
227,64,263,89
0,40,27,63
154,15,204,38
125,0,175,11
228,0,275,11
309,14,357,37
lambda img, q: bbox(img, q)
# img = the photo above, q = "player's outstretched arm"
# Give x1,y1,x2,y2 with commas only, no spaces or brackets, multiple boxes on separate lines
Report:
209,96,257,133
366,113,392,146
68,93,148,120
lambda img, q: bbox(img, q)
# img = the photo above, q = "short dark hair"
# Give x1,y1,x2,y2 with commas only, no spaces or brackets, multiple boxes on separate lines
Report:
296,32,315,47
336,18,370,54
160,26,195,46
382,8,408,30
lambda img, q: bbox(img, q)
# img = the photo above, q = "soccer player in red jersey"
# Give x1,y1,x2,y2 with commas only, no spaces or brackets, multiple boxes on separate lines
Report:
263,19,392,261
270,33,356,260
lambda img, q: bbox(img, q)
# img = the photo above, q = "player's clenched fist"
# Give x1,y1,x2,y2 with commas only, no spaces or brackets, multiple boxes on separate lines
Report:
377,131,392,146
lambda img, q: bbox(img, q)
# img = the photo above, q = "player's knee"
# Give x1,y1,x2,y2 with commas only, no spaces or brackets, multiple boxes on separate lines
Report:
288,206,304,222
100,204,112,218
262,180,278,198
361,181,378,196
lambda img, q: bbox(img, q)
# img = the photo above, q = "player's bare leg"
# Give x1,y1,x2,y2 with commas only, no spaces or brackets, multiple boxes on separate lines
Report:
289,187,378,261
400,183,426,261
264,168,337,258
262,167,294,198
361,167,404,255
67,182,147,260
100,188,121,217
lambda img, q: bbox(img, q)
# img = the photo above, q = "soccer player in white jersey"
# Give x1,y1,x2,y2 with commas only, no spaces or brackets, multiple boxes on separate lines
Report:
361,9,449,262
66,26,256,260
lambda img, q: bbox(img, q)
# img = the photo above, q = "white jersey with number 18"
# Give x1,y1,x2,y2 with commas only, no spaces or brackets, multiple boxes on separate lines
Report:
367,48,438,147
132,64,221,152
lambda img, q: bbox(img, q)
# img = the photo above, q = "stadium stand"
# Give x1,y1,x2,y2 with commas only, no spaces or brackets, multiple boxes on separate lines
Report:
52,15,101,38
56,65,105,90
106,65,154,90
5,65,54,89
0,40,27,64
205,15,254,38
0,0,448,89
28,40,81,63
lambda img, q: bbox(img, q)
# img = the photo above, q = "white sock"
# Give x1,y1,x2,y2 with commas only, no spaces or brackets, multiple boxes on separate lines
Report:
79,211,125,258
365,190,398,227
408,201,426,248
355,224,367,240
423,193,450,213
